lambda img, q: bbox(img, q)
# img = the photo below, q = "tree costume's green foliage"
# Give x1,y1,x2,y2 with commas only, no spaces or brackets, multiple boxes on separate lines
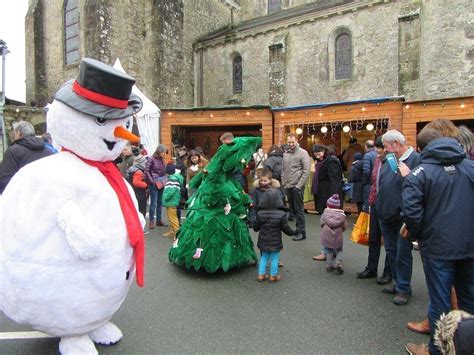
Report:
169,136,262,272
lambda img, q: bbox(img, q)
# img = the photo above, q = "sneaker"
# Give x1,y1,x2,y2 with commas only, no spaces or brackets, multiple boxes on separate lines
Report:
393,292,410,306
335,264,344,274
292,233,306,241
257,274,266,282
405,343,429,355
377,275,392,285
156,220,168,227
382,283,396,294
326,265,334,272
356,269,377,279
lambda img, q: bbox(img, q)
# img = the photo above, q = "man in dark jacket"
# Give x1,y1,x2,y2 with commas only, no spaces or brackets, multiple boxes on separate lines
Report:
402,129,474,355
377,130,420,306
0,121,53,194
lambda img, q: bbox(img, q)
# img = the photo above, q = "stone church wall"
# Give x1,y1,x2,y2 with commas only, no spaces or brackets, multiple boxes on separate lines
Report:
199,0,474,107
25,0,228,108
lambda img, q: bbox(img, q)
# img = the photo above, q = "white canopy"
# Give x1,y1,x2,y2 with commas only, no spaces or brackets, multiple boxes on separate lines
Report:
113,58,160,155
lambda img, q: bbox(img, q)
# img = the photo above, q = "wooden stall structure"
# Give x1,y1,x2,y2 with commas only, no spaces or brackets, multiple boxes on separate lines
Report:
273,97,404,156
401,96,474,145
161,105,273,158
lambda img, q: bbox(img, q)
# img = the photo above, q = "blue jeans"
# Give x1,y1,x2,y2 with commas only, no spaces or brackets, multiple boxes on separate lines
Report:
380,220,413,294
258,251,280,276
148,183,163,222
422,257,474,354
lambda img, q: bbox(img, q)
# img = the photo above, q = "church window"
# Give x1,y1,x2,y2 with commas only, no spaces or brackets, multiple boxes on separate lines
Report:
268,0,282,14
64,0,80,65
233,55,242,94
335,33,352,80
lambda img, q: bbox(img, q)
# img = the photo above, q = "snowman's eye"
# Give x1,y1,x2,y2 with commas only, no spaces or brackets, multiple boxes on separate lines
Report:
95,117,106,126
126,120,131,129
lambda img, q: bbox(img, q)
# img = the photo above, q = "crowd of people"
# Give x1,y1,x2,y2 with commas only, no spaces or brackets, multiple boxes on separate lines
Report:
0,120,473,354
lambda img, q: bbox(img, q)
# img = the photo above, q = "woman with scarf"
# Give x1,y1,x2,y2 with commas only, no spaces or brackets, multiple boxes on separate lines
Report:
311,144,344,214
311,144,344,261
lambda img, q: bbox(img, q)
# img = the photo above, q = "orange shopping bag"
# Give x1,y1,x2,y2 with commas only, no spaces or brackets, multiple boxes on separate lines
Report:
350,211,370,246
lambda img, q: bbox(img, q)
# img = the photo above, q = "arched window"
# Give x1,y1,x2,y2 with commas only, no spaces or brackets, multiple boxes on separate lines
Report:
233,55,242,94
335,33,352,80
64,0,80,65
268,0,282,14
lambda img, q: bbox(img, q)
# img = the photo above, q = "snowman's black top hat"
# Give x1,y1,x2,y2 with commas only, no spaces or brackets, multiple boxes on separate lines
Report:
54,58,143,119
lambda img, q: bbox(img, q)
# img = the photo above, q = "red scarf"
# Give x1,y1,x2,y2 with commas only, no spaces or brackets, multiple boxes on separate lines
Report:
63,149,145,287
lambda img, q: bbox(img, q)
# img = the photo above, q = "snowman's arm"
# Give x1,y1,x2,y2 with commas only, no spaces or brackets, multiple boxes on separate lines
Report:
57,200,106,260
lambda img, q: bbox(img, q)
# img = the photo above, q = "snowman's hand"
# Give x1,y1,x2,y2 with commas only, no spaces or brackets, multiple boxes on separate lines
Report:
57,200,106,260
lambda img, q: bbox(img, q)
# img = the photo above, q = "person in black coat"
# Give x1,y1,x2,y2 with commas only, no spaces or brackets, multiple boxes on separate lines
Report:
311,144,344,214
253,188,295,282
0,121,53,194
348,152,364,213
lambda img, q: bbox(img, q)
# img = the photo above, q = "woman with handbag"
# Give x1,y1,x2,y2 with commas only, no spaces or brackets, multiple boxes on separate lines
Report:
145,144,168,229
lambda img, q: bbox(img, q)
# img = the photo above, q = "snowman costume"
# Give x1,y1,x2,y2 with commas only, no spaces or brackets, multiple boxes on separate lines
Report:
0,58,146,354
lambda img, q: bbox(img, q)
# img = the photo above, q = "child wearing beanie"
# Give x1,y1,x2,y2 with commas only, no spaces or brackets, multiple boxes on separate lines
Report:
320,194,347,274
162,163,183,239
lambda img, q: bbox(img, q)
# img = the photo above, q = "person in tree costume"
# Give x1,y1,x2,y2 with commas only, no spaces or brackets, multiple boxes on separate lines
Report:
169,136,262,272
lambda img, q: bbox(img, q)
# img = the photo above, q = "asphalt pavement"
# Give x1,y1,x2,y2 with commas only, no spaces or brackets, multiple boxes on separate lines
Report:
0,213,430,354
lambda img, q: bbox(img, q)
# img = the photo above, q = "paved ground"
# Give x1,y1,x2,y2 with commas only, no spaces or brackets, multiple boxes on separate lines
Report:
0,213,430,354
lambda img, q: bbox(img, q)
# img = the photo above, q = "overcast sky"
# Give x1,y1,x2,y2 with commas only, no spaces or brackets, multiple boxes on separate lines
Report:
0,0,28,103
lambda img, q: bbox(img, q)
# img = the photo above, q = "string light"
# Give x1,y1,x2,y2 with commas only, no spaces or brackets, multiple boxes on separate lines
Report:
281,112,285,116
246,111,250,115
210,113,214,118
366,123,374,131
361,106,366,112
460,101,465,109
168,112,172,116
320,126,328,133
319,112,323,116
405,104,410,109
296,127,303,135
342,125,350,133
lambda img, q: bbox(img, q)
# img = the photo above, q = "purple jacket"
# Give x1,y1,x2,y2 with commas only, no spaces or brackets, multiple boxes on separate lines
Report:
144,155,165,184
320,208,347,249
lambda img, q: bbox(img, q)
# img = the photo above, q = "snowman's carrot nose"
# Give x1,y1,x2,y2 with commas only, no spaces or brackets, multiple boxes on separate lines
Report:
114,126,140,143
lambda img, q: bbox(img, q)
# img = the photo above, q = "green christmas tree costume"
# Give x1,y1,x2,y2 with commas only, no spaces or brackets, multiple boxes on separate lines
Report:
169,136,262,272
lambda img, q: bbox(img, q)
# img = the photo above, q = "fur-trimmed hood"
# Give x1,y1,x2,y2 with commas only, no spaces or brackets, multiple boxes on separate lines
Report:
435,310,473,354
252,178,280,189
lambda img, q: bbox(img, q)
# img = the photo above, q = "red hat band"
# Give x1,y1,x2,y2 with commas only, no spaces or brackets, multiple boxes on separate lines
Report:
73,80,128,109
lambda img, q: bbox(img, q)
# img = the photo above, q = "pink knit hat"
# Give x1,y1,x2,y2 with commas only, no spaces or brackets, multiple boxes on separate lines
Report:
326,194,340,209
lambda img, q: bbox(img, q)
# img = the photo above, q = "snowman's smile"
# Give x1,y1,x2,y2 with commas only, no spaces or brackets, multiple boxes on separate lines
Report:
103,139,117,151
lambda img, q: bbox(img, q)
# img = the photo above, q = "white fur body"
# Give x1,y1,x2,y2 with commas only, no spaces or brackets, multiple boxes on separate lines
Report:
0,101,144,340
0,152,142,336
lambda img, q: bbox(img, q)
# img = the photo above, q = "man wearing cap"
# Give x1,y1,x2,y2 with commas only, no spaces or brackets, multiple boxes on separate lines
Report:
0,121,53,194
282,133,311,241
